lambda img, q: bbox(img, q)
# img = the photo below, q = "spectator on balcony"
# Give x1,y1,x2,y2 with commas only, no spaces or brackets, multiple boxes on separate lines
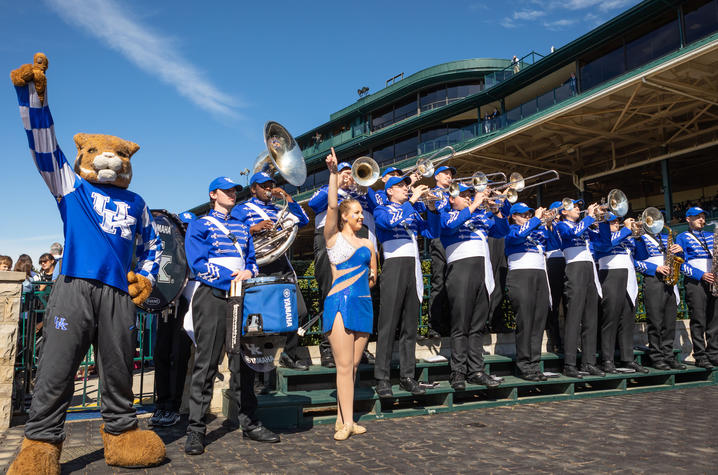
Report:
14,254,38,294
568,72,577,96
512,55,520,74
37,253,56,293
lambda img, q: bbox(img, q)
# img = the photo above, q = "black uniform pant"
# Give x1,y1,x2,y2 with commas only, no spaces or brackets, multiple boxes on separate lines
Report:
643,275,678,363
187,284,257,435
546,257,566,351
507,268,550,375
599,269,635,363
26,277,138,443
445,257,489,375
684,277,718,362
258,255,308,360
375,257,419,381
227,354,259,430
487,238,507,330
563,261,599,367
154,296,192,413
429,238,449,335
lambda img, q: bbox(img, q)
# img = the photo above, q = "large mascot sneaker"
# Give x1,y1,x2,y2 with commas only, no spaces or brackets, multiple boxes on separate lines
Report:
100,425,166,468
7,438,62,475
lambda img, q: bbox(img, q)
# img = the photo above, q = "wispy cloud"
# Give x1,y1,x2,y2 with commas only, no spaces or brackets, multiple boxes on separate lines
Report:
45,0,239,118
513,9,546,21
497,0,640,30
543,18,578,30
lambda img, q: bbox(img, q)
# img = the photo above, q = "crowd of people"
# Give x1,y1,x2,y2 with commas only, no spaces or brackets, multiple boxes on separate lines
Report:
672,195,718,222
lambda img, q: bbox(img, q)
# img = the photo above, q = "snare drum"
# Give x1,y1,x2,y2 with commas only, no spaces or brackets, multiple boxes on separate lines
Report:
138,210,189,312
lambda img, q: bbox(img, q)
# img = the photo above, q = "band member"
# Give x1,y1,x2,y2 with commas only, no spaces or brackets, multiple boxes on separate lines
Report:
594,214,646,374
427,165,455,339
440,185,508,390
544,201,565,353
505,203,550,381
634,223,686,370
370,166,401,207
323,148,376,440
184,177,278,456
676,207,718,369
309,162,376,367
373,175,434,397
231,171,310,371
556,200,602,378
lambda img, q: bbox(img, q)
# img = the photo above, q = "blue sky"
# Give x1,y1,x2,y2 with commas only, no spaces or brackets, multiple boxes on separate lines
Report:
0,0,640,266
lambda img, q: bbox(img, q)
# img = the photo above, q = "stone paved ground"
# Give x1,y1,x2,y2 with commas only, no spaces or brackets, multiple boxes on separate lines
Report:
1,386,718,474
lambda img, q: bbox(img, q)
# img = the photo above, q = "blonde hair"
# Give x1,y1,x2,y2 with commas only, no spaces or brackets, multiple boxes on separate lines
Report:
338,199,359,231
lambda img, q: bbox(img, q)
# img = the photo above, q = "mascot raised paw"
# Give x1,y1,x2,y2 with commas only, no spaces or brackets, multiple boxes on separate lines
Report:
7,53,165,474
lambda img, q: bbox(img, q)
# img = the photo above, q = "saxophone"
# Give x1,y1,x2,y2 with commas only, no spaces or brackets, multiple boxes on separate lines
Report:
663,226,683,286
711,226,718,297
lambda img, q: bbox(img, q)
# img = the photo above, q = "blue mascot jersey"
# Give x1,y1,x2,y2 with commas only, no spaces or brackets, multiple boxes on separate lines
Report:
15,83,162,293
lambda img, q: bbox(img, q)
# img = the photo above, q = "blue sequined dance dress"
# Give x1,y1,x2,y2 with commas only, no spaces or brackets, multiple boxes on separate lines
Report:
322,233,373,334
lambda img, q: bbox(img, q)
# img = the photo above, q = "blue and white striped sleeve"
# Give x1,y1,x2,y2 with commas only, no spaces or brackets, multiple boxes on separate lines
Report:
15,83,78,199
134,205,163,285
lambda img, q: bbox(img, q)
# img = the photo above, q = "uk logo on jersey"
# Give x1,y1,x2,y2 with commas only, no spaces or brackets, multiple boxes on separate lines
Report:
91,192,136,240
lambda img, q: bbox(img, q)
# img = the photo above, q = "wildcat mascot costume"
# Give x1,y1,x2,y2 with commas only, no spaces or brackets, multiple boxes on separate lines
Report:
8,53,166,474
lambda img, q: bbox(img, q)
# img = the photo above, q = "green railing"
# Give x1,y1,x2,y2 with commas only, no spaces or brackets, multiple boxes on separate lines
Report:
13,281,156,415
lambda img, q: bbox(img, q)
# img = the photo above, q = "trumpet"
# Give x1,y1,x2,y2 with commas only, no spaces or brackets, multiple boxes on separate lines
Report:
349,156,380,194
595,189,629,222
631,206,664,237
492,170,560,203
401,146,455,179
542,197,574,225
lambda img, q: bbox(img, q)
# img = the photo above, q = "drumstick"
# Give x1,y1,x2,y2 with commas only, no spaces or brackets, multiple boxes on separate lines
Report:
297,312,322,336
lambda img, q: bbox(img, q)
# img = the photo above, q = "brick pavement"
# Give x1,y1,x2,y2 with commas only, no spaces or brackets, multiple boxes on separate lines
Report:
1,386,717,474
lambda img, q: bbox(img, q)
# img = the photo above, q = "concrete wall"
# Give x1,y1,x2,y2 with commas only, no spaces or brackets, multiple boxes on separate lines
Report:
0,272,25,429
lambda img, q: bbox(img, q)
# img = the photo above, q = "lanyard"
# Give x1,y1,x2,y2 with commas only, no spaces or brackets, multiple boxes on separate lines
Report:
690,230,710,254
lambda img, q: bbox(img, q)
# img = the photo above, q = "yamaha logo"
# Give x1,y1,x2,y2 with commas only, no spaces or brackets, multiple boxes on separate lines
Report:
283,289,290,298
283,289,293,327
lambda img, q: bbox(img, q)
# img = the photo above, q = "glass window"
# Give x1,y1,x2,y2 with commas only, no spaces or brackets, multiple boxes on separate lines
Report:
684,0,718,44
420,85,447,111
373,142,394,164
394,95,418,122
625,14,680,70
394,134,418,161
447,82,483,103
372,105,393,131
537,89,555,111
420,125,447,143
313,168,329,188
579,42,625,92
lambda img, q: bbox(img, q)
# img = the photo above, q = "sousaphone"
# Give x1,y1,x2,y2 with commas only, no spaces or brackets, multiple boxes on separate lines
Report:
251,121,307,265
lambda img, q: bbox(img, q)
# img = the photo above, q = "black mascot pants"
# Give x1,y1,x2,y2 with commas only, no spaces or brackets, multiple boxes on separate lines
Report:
643,275,678,364
374,257,420,381
684,277,718,362
598,269,635,364
445,257,490,376
187,284,257,435
154,295,192,413
26,276,138,443
563,261,599,367
507,268,550,375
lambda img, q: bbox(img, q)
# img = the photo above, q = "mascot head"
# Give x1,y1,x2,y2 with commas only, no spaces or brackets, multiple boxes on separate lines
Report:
73,133,139,189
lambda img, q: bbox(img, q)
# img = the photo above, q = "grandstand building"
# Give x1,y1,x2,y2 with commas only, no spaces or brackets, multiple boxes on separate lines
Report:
192,0,718,258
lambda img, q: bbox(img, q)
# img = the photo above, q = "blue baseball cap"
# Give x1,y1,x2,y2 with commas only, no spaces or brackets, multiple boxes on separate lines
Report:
604,212,618,221
549,201,563,211
178,211,196,223
208,176,241,192
434,165,457,177
385,176,411,190
337,162,351,172
249,171,275,185
455,183,472,193
381,166,400,178
686,206,707,217
510,202,534,215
